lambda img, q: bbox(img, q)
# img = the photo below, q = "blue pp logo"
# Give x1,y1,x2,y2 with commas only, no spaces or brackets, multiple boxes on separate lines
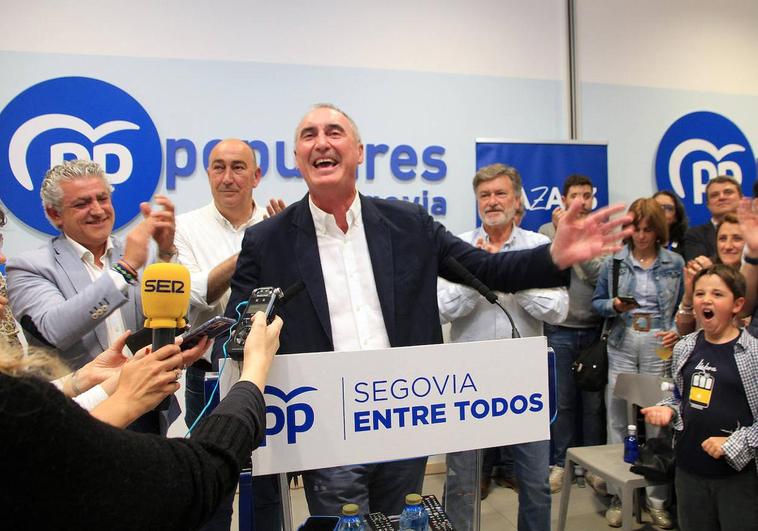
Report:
263,385,317,446
655,111,755,226
0,77,162,235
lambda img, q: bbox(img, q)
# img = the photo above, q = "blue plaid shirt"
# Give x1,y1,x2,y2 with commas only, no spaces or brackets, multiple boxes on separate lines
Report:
660,329,758,473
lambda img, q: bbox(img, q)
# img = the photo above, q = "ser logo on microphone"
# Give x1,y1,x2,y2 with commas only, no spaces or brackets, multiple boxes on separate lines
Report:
143,279,186,293
655,111,754,226
0,76,162,235
262,385,317,446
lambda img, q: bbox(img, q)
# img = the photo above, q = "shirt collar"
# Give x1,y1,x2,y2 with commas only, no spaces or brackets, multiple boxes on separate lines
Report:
209,201,260,231
308,193,362,236
476,223,518,250
64,233,114,264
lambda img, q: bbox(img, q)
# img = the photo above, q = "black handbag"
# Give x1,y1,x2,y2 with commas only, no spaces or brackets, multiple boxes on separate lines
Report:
571,258,620,392
630,437,675,482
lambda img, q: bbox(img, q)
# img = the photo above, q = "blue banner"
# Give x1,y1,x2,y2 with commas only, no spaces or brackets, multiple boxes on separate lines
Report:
475,141,609,233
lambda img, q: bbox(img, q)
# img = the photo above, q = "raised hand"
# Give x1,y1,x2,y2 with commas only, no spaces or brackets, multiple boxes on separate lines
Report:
550,200,633,270
737,197,758,255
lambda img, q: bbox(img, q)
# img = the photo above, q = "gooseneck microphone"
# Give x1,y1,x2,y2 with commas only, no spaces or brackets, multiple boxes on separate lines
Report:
141,263,191,410
442,256,522,338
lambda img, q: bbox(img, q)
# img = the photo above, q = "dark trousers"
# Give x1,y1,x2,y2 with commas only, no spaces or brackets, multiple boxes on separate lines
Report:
544,323,606,467
676,465,758,531
302,457,427,516
185,364,207,429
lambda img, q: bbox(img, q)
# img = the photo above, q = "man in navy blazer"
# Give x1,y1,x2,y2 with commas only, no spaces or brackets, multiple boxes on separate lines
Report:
219,104,632,518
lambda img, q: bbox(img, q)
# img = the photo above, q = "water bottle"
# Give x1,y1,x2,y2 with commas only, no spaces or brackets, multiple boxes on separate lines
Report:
398,493,429,531
623,424,639,464
336,503,366,531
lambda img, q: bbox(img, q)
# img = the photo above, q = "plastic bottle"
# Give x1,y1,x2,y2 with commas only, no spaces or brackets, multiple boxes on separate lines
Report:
336,503,366,531
623,424,639,464
398,493,429,531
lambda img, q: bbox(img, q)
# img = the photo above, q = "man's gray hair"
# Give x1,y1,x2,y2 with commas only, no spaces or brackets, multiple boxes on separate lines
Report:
40,159,110,221
472,163,523,197
294,103,362,144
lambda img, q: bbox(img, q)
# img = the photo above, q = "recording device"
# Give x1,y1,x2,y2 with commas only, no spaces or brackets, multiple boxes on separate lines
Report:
227,287,283,359
179,316,235,351
617,296,640,307
443,255,522,338
141,263,191,409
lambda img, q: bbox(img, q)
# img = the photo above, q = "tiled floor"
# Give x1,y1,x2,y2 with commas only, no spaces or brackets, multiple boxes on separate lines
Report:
279,472,673,530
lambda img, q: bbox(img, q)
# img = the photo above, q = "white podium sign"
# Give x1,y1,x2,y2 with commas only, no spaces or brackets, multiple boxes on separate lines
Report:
252,337,549,476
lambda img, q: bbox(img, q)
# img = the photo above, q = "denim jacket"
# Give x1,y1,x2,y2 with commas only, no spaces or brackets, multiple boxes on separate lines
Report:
591,245,684,347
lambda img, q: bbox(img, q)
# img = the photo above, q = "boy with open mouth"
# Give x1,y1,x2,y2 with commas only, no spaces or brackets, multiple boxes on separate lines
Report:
642,264,758,531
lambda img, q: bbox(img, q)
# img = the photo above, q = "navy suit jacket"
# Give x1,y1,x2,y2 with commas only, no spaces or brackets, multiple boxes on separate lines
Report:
683,222,717,261
217,194,569,358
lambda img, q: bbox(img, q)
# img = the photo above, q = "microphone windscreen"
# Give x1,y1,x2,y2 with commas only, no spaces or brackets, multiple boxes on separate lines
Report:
141,263,190,329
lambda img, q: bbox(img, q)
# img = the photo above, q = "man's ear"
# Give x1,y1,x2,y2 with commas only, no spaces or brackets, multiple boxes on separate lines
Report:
251,166,262,188
46,206,62,228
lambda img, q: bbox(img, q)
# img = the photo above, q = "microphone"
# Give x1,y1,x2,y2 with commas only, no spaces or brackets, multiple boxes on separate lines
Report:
141,263,191,410
279,281,305,306
442,256,521,338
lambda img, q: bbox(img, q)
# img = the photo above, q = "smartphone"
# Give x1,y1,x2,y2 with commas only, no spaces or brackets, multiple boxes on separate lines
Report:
125,326,153,353
227,287,283,359
617,296,640,306
179,316,235,351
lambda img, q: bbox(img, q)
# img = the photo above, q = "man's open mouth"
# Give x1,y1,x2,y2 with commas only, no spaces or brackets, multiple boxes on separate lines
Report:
313,158,338,169
702,308,715,320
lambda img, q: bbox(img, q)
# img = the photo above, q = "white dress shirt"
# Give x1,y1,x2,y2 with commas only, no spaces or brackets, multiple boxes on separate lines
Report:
175,201,266,359
438,225,568,342
309,194,391,352
65,235,128,346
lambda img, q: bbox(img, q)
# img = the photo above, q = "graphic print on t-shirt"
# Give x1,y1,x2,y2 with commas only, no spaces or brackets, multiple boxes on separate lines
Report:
689,359,717,410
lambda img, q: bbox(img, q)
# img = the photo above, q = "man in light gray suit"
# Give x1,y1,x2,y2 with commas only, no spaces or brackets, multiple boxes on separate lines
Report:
7,160,177,431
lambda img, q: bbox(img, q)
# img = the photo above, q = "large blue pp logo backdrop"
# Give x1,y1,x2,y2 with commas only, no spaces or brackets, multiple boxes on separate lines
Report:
655,111,755,227
476,141,608,233
0,77,162,234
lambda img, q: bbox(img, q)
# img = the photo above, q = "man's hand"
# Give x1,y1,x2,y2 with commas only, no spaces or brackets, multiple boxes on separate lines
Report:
122,207,155,269
549,201,633,270
266,198,287,218
145,195,176,258
641,406,674,426
702,436,727,459
474,237,499,254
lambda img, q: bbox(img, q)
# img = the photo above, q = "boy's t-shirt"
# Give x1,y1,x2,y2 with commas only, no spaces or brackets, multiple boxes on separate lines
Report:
676,332,754,476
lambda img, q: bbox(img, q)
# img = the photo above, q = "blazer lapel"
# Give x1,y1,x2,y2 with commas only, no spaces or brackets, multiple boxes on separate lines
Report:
52,237,109,351
292,197,333,345
360,196,396,343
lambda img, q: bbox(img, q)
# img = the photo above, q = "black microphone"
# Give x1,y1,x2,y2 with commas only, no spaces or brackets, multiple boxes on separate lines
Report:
279,281,305,306
442,256,522,338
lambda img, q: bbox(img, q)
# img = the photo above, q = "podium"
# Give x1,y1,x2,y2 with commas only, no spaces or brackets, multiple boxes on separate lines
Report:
243,336,554,531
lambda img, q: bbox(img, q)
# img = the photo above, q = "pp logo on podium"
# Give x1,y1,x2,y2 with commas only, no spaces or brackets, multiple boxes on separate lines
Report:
263,385,317,446
0,76,162,234
655,111,754,226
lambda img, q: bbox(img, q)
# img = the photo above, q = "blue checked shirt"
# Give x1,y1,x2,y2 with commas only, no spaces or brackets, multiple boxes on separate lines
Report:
660,329,758,474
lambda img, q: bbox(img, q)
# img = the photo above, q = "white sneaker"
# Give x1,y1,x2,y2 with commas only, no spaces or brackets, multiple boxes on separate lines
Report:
647,506,674,529
585,471,608,497
605,496,622,527
549,465,564,493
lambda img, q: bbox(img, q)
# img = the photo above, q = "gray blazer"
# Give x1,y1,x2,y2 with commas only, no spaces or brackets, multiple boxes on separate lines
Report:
7,236,143,369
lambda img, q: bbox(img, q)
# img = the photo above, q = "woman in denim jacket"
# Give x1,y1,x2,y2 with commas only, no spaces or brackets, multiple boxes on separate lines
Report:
592,198,684,528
